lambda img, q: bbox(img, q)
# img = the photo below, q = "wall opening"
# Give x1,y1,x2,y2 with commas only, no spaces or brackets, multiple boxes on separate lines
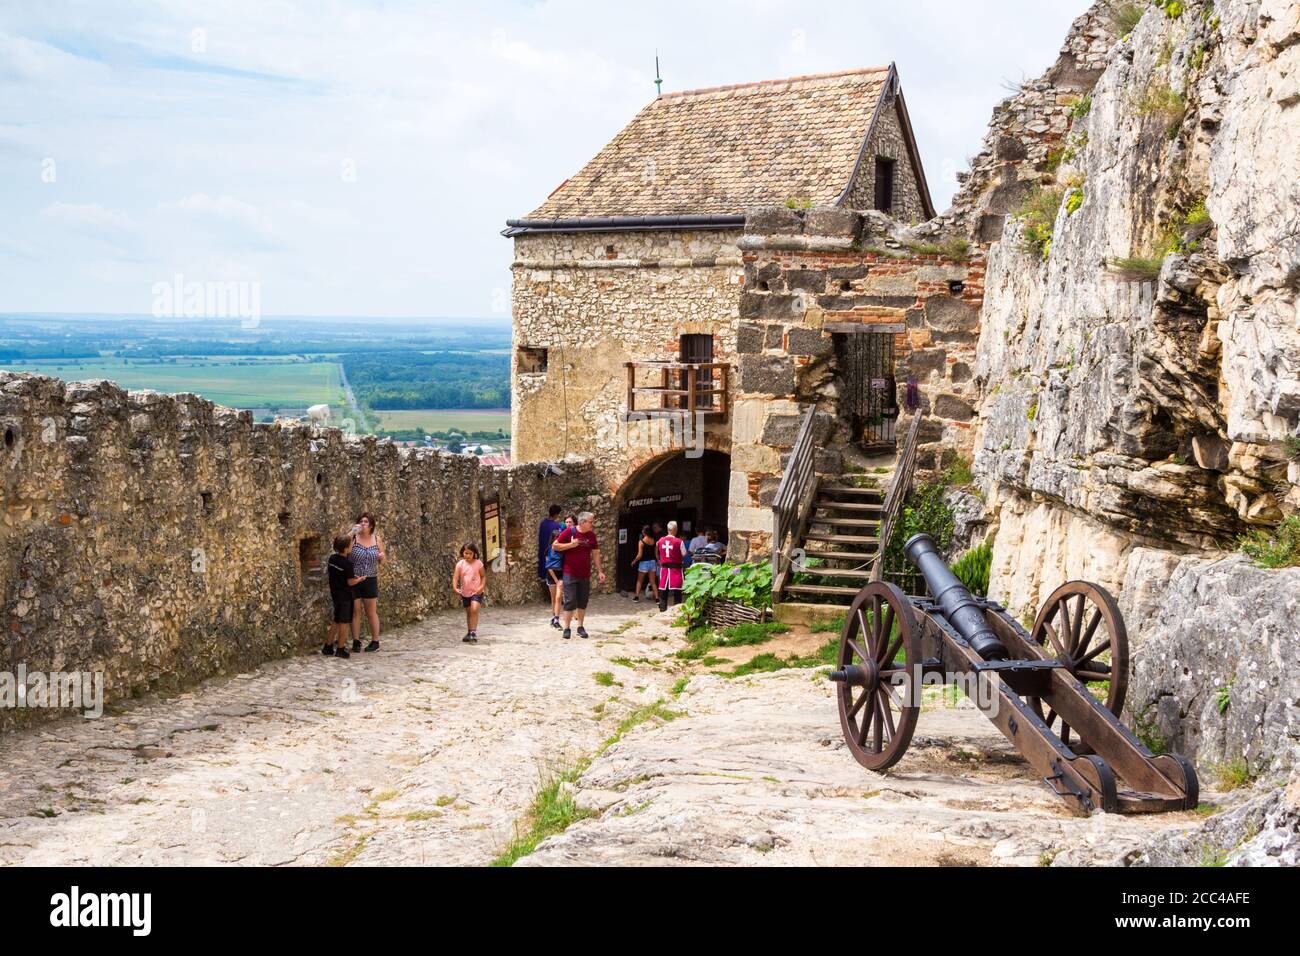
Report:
873,157,895,213
298,535,324,578
613,450,731,593
517,346,549,373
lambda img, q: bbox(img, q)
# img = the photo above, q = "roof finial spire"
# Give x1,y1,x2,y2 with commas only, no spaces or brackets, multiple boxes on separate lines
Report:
654,51,662,96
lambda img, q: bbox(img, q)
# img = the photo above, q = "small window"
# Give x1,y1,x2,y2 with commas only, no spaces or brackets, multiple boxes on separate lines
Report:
518,346,548,373
679,334,715,410
298,535,324,576
874,157,895,214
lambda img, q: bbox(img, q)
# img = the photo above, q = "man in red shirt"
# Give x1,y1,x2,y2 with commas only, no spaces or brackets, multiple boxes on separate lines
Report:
552,510,605,639
656,520,685,612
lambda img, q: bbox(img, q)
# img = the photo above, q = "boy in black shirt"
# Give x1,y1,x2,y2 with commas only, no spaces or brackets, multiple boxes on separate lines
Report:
324,536,365,658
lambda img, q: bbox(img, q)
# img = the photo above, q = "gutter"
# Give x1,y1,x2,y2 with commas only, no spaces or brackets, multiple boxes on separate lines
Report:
501,214,745,238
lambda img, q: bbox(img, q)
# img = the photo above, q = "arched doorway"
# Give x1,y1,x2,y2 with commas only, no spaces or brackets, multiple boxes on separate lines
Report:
613,450,731,593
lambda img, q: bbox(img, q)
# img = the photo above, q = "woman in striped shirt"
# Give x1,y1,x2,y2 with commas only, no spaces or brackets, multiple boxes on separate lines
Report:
349,512,386,652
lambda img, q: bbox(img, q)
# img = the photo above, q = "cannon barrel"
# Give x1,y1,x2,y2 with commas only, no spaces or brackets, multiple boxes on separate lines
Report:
904,533,1008,661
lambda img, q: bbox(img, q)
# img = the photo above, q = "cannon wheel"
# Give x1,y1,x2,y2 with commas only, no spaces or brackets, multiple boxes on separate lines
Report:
1027,581,1129,750
835,581,920,771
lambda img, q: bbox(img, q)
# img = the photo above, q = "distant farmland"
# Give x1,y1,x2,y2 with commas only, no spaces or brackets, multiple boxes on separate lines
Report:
0,357,344,410
374,408,510,434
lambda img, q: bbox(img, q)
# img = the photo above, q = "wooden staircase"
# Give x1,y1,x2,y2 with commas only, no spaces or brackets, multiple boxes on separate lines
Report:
785,480,887,603
771,407,922,611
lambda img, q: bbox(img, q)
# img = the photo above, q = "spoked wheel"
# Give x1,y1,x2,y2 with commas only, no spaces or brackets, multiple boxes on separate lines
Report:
1027,581,1129,750
830,581,920,771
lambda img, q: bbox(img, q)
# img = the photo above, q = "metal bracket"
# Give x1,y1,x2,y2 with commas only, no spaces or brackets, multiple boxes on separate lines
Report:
1042,758,1094,814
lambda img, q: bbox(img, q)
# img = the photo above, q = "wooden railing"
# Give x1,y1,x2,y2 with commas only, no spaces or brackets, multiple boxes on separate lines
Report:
771,404,820,601
623,361,730,420
871,409,923,582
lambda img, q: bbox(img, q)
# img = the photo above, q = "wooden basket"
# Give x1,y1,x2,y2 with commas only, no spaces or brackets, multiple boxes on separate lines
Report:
703,597,770,629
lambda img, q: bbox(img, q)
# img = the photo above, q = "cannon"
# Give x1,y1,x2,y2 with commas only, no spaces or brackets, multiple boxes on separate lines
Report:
828,533,1198,815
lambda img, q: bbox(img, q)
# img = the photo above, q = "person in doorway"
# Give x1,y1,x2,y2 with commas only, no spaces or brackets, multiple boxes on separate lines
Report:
452,542,486,644
630,525,658,603
349,512,385,652
324,535,365,658
544,514,574,628
656,520,685,612
687,526,709,559
552,511,605,640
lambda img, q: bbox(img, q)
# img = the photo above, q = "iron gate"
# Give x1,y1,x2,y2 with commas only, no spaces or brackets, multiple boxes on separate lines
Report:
835,330,898,448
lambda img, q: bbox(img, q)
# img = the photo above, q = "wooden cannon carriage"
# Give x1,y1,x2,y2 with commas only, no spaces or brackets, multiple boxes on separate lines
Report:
829,533,1198,816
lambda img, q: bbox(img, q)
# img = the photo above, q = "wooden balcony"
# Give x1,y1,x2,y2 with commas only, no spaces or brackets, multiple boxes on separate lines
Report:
623,361,730,421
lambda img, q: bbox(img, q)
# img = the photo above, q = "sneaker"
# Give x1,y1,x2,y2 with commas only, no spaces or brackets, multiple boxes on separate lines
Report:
352,639,362,653
550,616,561,629
462,633,473,643
469,631,479,643
322,644,335,656
335,647,351,659
562,628,572,640
364,640,380,652
632,595,640,602
577,626,589,639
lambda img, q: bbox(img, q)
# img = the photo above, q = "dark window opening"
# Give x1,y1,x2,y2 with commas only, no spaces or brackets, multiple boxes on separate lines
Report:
679,334,714,410
278,511,291,528
873,157,896,214
200,491,214,516
298,535,324,576
518,346,548,374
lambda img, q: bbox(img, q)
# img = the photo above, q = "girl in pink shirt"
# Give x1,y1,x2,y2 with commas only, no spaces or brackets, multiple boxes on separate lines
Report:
452,543,486,643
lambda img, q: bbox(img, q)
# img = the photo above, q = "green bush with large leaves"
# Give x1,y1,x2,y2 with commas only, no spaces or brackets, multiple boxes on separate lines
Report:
680,561,773,624
950,540,992,597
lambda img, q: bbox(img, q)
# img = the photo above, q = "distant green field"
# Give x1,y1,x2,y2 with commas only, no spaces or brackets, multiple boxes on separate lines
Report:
0,358,344,409
375,408,510,434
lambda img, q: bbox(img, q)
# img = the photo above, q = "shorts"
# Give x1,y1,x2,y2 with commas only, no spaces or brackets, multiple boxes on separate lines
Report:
637,559,655,573
331,594,354,624
546,567,562,587
461,593,484,608
352,576,378,600
562,575,591,612
658,566,683,591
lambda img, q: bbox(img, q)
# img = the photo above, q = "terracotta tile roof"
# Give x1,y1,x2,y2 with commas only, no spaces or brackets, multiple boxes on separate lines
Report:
525,67,892,219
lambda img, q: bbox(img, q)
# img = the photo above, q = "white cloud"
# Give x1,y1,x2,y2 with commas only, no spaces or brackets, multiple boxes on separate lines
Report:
0,0,1087,316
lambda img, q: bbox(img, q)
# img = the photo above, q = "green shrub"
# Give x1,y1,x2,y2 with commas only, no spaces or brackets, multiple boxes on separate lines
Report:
1064,188,1084,216
1111,2,1144,37
941,236,970,260
883,481,955,573
1237,515,1300,569
950,541,993,597
1282,434,1300,461
1160,0,1184,18
679,561,773,624
1131,79,1187,138
942,457,975,486
1014,185,1064,259
1068,94,1093,120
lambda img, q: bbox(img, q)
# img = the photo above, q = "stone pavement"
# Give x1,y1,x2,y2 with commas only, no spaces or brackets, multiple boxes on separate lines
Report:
0,596,1211,866
0,595,679,865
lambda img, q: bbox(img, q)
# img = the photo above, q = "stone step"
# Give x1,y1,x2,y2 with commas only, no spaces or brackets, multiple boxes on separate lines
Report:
820,484,886,497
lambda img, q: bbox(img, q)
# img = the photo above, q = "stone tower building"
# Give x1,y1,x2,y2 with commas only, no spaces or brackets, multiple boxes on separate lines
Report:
505,65,947,586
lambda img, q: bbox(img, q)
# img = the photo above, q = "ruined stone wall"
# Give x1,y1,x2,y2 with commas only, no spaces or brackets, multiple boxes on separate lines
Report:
724,205,985,560
842,97,928,224
0,373,610,730
510,229,740,494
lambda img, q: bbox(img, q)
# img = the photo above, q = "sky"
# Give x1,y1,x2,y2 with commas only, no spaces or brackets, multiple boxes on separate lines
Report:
0,1,1086,321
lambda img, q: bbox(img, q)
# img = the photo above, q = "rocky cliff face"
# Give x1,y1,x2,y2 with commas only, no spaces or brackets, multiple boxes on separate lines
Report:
956,0,1300,858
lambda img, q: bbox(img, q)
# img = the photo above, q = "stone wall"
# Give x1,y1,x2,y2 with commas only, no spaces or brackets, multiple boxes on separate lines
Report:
842,93,929,224
510,229,740,493
0,372,610,730
966,0,1300,615
725,205,985,559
